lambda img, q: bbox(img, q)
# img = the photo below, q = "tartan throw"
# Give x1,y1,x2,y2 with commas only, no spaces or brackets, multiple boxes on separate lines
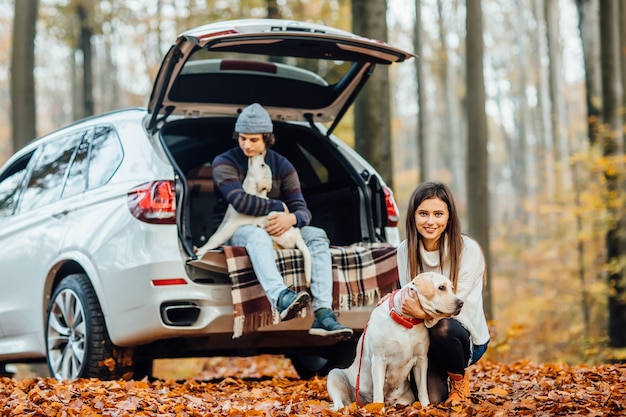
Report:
223,243,399,338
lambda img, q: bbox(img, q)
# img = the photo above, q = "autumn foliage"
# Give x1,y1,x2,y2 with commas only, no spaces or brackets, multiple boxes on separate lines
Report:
1,358,624,416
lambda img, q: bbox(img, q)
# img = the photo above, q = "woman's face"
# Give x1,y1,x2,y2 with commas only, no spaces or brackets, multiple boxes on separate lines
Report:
414,197,449,251
238,133,266,157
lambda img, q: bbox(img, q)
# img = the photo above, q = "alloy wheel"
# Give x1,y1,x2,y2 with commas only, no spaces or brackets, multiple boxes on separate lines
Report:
47,288,87,380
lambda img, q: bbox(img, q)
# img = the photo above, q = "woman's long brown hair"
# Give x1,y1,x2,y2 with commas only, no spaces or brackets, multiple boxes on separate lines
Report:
405,182,463,291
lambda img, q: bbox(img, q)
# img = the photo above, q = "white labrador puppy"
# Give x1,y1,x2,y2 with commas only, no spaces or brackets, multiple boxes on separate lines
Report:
326,271,464,410
195,153,312,285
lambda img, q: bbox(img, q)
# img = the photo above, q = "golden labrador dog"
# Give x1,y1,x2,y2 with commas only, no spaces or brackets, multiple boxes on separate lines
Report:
195,154,312,285
326,271,464,410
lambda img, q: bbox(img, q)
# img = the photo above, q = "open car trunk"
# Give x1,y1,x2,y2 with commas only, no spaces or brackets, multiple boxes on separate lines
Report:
158,117,389,273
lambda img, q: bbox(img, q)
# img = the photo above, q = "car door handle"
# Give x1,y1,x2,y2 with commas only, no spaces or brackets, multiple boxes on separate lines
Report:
52,210,70,219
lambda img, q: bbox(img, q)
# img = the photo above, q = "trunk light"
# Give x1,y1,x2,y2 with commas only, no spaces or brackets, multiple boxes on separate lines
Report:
383,186,399,227
127,181,176,224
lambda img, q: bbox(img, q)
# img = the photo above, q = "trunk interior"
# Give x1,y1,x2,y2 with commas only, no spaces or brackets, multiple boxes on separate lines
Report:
159,117,379,262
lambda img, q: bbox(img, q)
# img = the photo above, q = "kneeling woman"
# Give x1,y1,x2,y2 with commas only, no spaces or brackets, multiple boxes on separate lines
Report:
397,182,490,407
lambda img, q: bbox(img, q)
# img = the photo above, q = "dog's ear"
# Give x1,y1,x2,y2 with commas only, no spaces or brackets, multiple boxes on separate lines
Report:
414,273,436,299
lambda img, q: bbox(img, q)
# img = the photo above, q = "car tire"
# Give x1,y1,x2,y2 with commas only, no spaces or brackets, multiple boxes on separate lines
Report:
288,339,358,379
45,273,137,380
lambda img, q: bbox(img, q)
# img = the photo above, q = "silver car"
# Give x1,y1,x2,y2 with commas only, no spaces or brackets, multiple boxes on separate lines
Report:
0,19,410,380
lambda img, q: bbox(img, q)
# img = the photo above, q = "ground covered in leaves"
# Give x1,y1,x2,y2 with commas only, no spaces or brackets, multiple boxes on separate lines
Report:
1,358,625,416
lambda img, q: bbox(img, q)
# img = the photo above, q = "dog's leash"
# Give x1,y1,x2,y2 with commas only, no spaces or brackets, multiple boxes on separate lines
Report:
355,320,369,407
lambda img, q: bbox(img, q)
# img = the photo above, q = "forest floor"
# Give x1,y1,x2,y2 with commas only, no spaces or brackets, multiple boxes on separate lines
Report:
1,356,625,416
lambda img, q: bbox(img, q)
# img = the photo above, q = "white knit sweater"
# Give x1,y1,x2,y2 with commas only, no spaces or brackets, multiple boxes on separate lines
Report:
396,235,490,346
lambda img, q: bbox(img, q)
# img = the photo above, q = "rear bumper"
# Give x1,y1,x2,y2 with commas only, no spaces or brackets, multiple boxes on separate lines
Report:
105,275,373,351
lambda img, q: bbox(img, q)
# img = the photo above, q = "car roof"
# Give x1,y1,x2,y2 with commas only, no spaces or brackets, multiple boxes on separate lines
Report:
147,19,413,133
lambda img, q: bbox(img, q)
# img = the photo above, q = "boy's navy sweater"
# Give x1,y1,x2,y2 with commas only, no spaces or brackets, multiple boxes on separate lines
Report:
211,147,312,227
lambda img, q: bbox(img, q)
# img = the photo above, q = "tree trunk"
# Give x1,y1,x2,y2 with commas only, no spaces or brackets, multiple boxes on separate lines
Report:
267,0,281,18
531,0,556,208
602,0,626,348
621,1,626,117
466,0,492,319
352,0,394,188
577,0,602,146
414,0,429,183
545,0,571,195
600,0,626,349
436,0,465,201
77,1,94,117
576,0,602,342
10,0,39,151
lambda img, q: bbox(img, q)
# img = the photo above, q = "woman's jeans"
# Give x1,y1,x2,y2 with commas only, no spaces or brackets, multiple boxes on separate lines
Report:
230,224,332,311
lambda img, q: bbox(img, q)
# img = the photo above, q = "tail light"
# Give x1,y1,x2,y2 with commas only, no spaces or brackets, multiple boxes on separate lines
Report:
127,181,176,224
382,186,399,227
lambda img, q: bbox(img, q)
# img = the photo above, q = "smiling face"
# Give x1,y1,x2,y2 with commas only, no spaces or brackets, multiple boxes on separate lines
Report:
414,197,449,251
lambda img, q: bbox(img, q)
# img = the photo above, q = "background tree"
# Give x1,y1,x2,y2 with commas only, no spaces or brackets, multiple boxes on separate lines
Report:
10,0,39,151
466,0,492,318
600,0,626,349
435,0,465,199
352,0,394,187
545,0,570,197
75,0,94,118
576,0,602,340
621,2,626,112
577,0,602,148
414,0,428,183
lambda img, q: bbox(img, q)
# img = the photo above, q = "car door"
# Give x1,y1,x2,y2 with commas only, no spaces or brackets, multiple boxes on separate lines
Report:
0,129,87,346
147,18,413,133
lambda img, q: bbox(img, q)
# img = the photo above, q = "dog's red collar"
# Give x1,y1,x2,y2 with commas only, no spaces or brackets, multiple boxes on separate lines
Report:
388,289,423,329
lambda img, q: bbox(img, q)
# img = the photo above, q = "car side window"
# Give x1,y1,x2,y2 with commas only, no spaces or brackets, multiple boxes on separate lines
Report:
62,131,92,198
18,131,85,213
87,125,123,189
0,153,33,218
62,125,123,198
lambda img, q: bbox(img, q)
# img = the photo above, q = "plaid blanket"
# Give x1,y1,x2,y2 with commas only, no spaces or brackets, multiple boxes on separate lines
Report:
223,243,399,338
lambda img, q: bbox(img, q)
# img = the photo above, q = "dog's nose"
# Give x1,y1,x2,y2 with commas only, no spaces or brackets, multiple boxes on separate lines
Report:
454,299,464,315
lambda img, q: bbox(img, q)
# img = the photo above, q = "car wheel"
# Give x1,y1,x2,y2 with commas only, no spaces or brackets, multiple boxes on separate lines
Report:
288,339,358,379
46,273,135,380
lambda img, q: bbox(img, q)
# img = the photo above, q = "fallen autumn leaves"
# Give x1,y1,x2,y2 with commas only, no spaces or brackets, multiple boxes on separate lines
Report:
1,359,624,416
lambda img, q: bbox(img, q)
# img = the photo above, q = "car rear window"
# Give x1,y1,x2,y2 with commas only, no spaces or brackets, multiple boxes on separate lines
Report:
169,51,354,109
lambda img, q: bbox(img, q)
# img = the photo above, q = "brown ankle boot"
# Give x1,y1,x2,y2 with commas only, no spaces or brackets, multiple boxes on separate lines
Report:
443,371,469,409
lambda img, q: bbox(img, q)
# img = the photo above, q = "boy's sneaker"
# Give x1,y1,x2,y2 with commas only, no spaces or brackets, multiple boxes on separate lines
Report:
277,288,310,321
308,308,354,340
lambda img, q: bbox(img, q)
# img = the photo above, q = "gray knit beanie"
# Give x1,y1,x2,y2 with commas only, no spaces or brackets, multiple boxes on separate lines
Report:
235,103,273,133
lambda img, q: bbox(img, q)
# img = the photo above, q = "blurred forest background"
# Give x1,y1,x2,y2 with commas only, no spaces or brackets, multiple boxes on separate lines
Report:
1,0,626,369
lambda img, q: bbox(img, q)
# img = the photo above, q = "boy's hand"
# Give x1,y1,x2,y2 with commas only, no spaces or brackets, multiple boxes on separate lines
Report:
266,211,297,236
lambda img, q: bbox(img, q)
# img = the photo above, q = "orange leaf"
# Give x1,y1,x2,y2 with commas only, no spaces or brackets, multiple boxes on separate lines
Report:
364,402,385,413
487,387,509,396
